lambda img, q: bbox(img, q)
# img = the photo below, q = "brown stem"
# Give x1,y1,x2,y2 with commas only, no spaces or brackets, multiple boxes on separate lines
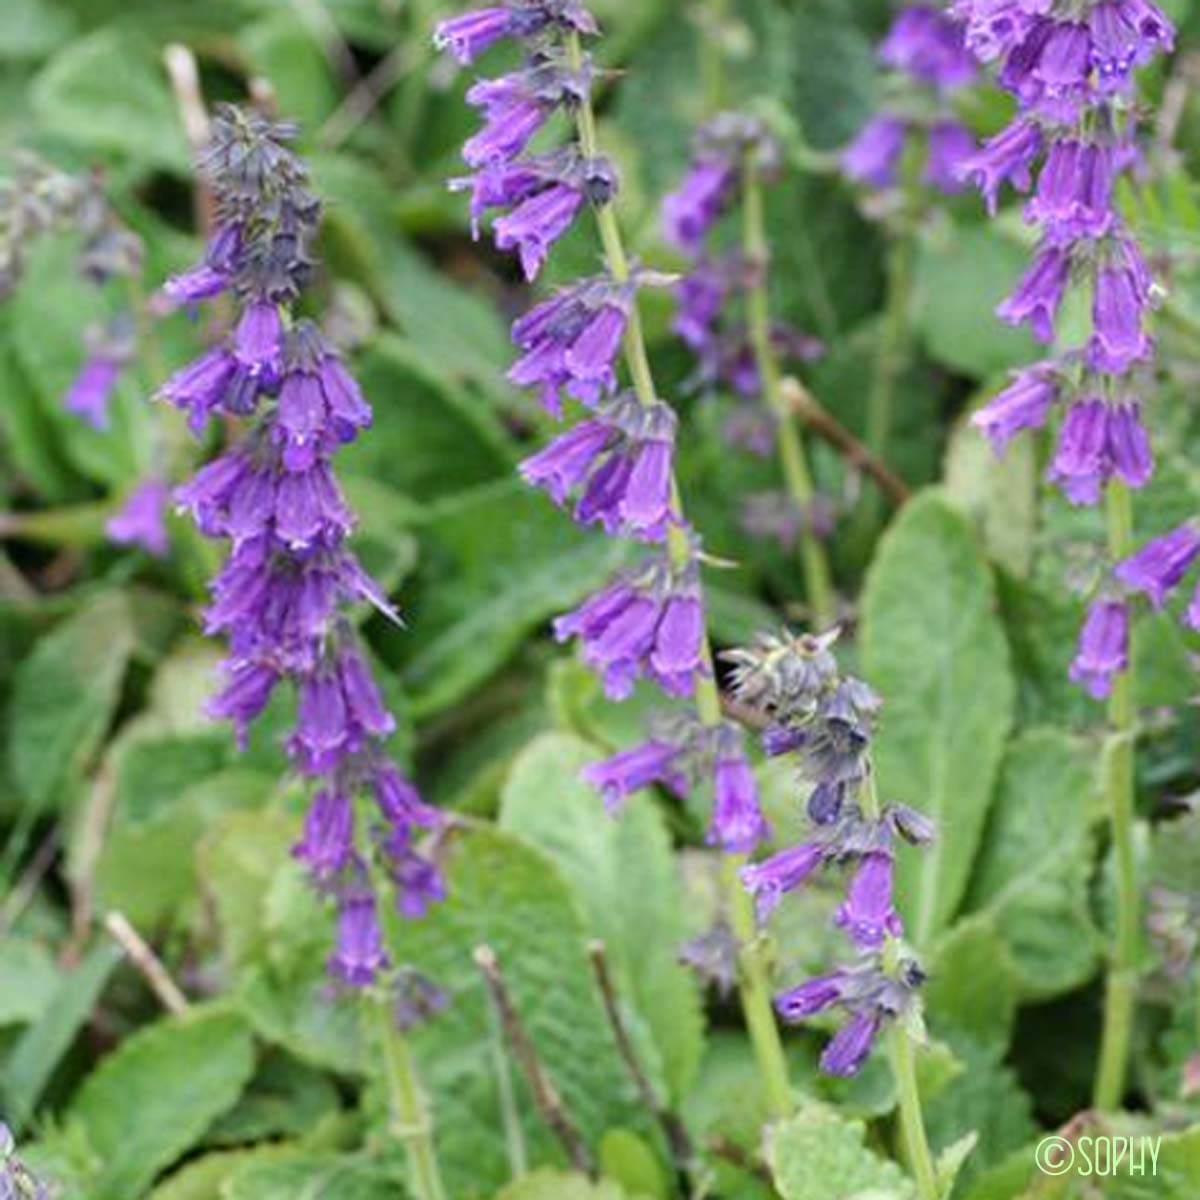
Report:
318,47,412,149
473,945,594,1176
707,1135,772,1184
63,764,117,967
0,828,60,938
780,377,910,507
587,942,696,1180
104,911,190,1014
163,44,215,237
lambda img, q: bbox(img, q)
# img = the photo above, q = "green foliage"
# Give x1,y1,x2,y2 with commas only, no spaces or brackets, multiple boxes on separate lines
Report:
861,490,1016,947
7,589,135,811
62,1006,255,1200
499,732,704,1103
396,826,648,1197
765,1101,916,1200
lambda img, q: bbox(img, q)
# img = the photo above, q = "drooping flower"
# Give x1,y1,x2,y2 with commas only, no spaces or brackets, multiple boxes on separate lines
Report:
996,240,1072,342
708,739,770,854
972,361,1059,453
842,115,908,189
1115,522,1200,608
1069,598,1129,699
106,477,170,557
581,739,689,814
159,106,442,989
834,852,903,948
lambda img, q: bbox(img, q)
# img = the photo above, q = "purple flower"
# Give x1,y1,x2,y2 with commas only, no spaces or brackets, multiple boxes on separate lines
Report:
206,661,280,744
1069,599,1129,699
954,0,1037,63
881,5,978,88
1089,0,1175,91
159,348,239,434
464,95,549,169
1047,399,1152,506
834,852,902,948
741,842,824,923
775,971,849,1021
106,478,169,557
582,739,688,813
996,241,1071,342
1088,248,1154,373
673,262,726,351
293,788,355,882
495,182,586,281
972,362,1059,454
553,565,709,700
372,763,440,829
1002,19,1092,120
65,354,121,429
708,747,769,854
1024,138,1116,241
842,116,907,189
925,121,976,194
1046,398,1108,506
234,301,283,375
433,7,519,64
960,118,1043,214
662,159,737,251
1115,523,1200,608
820,1011,881,1077
519,396,676,539
157,262,227,311
509,278,629,412
328,890,390,987
451,159,545,237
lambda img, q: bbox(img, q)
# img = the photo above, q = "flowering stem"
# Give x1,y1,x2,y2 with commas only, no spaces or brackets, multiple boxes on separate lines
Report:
741,157,837,630
567,31,792,1118
1093,479,1140,1111
868,765,936,1198
888,1023,939,1200
368,993,447,1200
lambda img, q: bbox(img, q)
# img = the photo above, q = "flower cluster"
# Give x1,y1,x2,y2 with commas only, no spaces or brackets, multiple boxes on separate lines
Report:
662,115,827,549
437,2,769,854
843,3,978,195
959,0,1174,698
0,153,143,431
727,630,934,1076
0,1122,46,1200
159,107,442,988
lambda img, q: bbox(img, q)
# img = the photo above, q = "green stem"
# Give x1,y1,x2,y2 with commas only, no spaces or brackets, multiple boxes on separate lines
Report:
889,1024,939,1200
1093,480,1140,1111
741,154,837,630
568,32,793,1117
369,995,447,1200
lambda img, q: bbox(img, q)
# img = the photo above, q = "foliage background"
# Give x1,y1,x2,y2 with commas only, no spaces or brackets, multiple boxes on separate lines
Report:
2,0,1200,1197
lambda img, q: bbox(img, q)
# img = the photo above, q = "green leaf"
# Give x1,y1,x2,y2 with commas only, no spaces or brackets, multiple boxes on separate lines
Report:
1,0,76,61
148,1145,299,1200
222,1153,404,1199
399,479,629,719
66,1007,255,1200
500,732,704,1103
861,490,1016,946
944,409,1037,580
0,942,121,1129
913,224,1041,379
935,1132,979,1200
765,1101,916,1200
598,1129,669,1200
7,590,136,811
338,335,513,501
397,826,646,1198
964,731,1102,999
496,1171,632,1200
924,918,1020,1055
0,939,61,1026
239,16,338,130
30,28,190,170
